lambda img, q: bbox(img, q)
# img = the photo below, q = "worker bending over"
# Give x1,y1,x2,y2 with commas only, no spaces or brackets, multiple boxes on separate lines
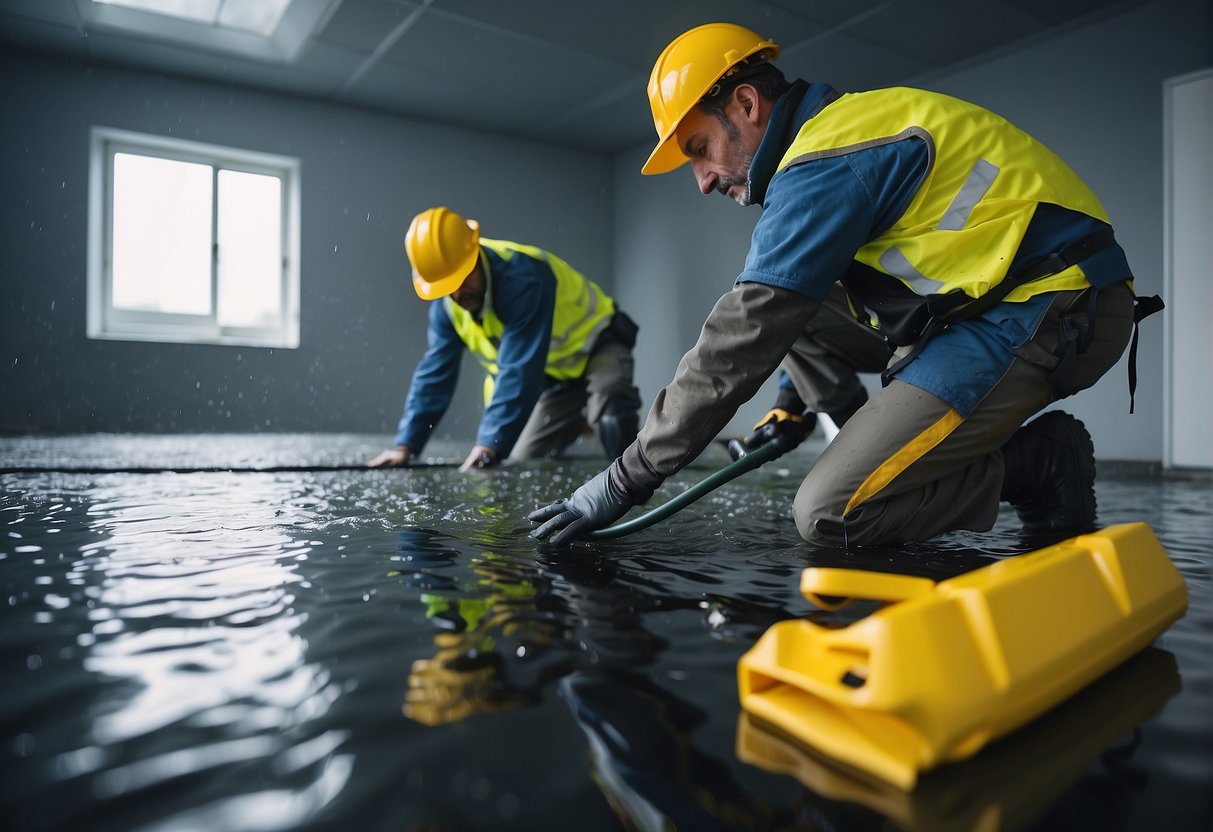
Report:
531,23,1160,545
370,207,641,472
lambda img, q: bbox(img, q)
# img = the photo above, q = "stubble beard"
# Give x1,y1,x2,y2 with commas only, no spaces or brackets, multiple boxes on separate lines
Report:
716,117,754,206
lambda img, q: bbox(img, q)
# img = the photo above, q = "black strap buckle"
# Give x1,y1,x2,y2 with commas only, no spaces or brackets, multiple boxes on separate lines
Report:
1127,294,1165,414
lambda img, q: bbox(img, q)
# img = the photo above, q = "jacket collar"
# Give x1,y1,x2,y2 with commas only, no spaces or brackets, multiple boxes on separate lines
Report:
748,80,841,206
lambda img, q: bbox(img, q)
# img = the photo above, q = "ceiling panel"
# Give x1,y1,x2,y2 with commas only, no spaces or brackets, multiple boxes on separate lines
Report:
762,0,907,29
1005,0,1141,26
429,0,844,71
1,0,82,26
781,31,933,94
0,0,1156,155
313,0,415,53
1,14,91,61
845,0,1044,65
361,10,635,135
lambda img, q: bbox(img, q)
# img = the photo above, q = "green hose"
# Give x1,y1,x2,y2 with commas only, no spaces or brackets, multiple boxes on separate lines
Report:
586,440,785,540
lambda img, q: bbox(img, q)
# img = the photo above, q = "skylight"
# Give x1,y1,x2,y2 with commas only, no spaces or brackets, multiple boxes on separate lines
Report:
80,0,330,62
92,0,293,38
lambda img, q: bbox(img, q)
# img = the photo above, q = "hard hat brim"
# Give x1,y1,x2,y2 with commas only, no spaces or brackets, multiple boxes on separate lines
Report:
413,268,469,301
641,133,691,176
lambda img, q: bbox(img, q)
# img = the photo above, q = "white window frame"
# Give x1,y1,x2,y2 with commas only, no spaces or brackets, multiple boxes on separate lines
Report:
88,126,301,349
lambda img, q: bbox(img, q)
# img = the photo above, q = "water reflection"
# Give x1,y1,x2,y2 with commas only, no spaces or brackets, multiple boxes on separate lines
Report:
399,531,544,725
403,517,1184,832
397,526,781,829
397,527,667,728
561,668,778,832
737,648,1182,832
5,475,353,832
390,468,1210,831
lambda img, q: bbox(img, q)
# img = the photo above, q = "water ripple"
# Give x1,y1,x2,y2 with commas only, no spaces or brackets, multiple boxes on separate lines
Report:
2,452,1210,832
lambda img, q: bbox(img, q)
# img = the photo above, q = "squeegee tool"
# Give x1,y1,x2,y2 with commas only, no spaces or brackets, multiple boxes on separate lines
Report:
737,522,1188,790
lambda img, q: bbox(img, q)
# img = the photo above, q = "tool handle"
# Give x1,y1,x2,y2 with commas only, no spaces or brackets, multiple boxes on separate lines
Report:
587,440,784,540
801,568,936,605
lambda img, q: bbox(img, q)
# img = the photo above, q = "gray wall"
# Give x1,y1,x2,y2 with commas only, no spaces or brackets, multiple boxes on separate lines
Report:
613,0,1212,461
0,49,613,440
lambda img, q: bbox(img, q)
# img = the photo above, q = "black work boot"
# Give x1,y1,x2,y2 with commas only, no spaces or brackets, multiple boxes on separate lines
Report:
999,411,1098,536
597,407,639,460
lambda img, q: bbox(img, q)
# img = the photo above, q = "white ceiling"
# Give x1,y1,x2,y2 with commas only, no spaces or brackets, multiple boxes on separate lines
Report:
0,0,1148,155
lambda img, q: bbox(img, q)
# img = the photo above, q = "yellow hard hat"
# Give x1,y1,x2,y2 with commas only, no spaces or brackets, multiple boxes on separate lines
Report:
405,207,481,300
642,22,780,176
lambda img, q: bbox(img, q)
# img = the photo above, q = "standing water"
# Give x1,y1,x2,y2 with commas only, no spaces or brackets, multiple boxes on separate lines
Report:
2,434,1210,831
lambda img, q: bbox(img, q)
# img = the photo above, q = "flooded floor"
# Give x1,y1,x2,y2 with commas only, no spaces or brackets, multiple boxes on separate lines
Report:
2,434,1211,831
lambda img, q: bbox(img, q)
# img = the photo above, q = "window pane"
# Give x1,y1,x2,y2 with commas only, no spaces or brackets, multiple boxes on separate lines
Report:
111,152,213,315
91,128,299,348
217,169,282,328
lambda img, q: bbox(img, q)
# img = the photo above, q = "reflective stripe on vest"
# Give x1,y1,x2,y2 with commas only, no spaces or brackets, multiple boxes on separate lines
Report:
444,239,615,397
776,88,1110,304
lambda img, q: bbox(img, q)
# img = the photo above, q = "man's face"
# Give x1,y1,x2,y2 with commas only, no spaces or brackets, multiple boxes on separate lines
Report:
674,93,761,206
450,262,485,315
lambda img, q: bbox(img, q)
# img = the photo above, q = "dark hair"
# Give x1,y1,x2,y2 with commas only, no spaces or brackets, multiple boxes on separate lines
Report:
696,54,791,124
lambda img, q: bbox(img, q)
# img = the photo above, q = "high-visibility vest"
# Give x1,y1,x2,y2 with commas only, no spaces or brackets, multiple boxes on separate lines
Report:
444,239,615,401
777,87,1110,304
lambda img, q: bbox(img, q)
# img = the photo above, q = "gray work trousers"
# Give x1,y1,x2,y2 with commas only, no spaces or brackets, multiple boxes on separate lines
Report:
509,340,641,461
794,281,1136,545
780,283,892,412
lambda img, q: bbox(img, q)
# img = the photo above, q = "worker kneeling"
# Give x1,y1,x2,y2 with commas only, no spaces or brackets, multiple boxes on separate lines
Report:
370,207,641,473
529,22,1162,546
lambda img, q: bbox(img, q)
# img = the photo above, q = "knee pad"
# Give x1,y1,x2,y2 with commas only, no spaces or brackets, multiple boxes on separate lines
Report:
597,407,639,460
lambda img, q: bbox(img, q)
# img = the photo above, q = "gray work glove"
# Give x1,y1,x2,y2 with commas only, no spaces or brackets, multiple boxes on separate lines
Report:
528,468,636,546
